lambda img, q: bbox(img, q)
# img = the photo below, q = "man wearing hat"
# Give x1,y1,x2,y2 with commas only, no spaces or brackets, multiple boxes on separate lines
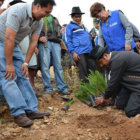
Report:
91,45,140,117
90,17,99,46
65,7,96,82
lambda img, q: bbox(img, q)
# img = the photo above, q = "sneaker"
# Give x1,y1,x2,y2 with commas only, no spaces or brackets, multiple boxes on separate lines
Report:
35,93,42,98
44,91,53,97
14,114,33,127
26,110,50,120
58,90,71,95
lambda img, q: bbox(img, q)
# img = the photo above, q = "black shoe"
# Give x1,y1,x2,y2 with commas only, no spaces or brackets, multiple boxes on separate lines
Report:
58,90,71,95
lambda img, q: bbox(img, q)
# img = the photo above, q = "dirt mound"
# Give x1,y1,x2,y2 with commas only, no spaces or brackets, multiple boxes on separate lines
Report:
0,78,140,140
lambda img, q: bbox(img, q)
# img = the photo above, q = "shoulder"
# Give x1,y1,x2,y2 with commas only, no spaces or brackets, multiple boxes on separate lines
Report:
8,3,27,19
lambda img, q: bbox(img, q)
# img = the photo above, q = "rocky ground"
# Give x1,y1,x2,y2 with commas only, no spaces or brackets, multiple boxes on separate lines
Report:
0,70,140,140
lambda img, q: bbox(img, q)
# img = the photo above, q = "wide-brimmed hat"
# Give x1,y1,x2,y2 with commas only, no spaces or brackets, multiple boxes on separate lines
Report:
89,45,108,61
70,7,85,15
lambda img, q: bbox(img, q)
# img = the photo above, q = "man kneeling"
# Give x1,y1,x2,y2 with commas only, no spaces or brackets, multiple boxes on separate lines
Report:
91,46,140,117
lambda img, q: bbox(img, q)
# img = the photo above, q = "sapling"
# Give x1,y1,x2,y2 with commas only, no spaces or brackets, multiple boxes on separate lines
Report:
61,99,76,111
75,70,107,107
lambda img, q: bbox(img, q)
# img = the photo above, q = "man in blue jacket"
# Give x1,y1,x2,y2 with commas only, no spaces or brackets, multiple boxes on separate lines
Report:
65,7,96,82
90,2,136,52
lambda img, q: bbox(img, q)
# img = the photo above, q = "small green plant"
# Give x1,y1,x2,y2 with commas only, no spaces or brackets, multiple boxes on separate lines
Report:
0,118,6,124
62,53,80,91
75,70,107,101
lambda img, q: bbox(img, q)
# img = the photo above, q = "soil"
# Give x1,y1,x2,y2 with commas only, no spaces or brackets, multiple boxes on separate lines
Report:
0,70,140,140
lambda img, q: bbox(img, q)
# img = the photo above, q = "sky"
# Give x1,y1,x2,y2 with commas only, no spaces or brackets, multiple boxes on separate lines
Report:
2,0,140,31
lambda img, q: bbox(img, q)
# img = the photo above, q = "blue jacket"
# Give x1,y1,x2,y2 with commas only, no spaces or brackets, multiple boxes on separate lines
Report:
101,10,135,51
65,22,92,55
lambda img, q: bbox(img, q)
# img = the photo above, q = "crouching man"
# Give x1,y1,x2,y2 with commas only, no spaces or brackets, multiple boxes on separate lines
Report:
0,0,56,127
91,45,140,117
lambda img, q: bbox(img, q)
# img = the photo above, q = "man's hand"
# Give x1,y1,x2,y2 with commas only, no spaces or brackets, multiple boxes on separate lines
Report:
21,64,29,77
5,64,15,81
125,44,131,51
35,47,38,55
95,96,111,106
72,52,80,62
39,36,47,43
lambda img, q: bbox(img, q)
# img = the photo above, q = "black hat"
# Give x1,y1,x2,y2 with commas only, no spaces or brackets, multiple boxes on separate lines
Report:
70,7,85,15
89,45,109,60
9,0,25,6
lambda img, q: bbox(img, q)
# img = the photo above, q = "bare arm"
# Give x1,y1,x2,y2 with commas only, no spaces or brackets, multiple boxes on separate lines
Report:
4,27,17,80
20,34,39,77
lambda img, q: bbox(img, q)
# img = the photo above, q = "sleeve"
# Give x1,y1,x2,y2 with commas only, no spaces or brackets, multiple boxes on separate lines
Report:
39,23,45,37
6,8,22,32
65,25,75,53
104,56,127,99
119,11,133,45
132,23,140,42
32,19,43,35
98,24,106,47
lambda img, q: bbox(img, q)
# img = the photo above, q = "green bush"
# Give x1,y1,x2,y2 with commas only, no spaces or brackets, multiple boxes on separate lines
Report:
75,70,107,101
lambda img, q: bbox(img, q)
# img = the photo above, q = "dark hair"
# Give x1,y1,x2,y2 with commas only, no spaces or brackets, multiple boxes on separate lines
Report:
9,0,25,6
62,24,67,27
71,13,82,18
90,2,105,17
33,0,56,7
1,0,5,3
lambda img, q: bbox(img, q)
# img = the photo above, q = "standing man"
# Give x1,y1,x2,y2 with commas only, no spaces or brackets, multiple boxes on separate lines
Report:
38,15,70,96
90,2,136,52
90,18,99,46
65,7,96,82
91,45,140,117
0,0,55,127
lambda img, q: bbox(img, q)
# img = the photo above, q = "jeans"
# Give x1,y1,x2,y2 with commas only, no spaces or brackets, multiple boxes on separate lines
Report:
0,41,38,116
38,42,67,92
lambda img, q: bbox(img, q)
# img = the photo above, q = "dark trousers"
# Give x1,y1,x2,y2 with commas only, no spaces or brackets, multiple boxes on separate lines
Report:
76,53,96,82
116,87,140,117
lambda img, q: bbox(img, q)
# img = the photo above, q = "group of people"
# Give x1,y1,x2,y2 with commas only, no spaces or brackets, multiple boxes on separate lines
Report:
0,0,140,127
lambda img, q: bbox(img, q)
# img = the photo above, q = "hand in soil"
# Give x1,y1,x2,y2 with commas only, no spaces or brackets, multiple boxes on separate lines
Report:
95,97,111,106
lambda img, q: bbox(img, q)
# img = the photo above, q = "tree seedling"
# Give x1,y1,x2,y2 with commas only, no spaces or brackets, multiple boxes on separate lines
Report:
61,99,76,111
75,70,107,108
